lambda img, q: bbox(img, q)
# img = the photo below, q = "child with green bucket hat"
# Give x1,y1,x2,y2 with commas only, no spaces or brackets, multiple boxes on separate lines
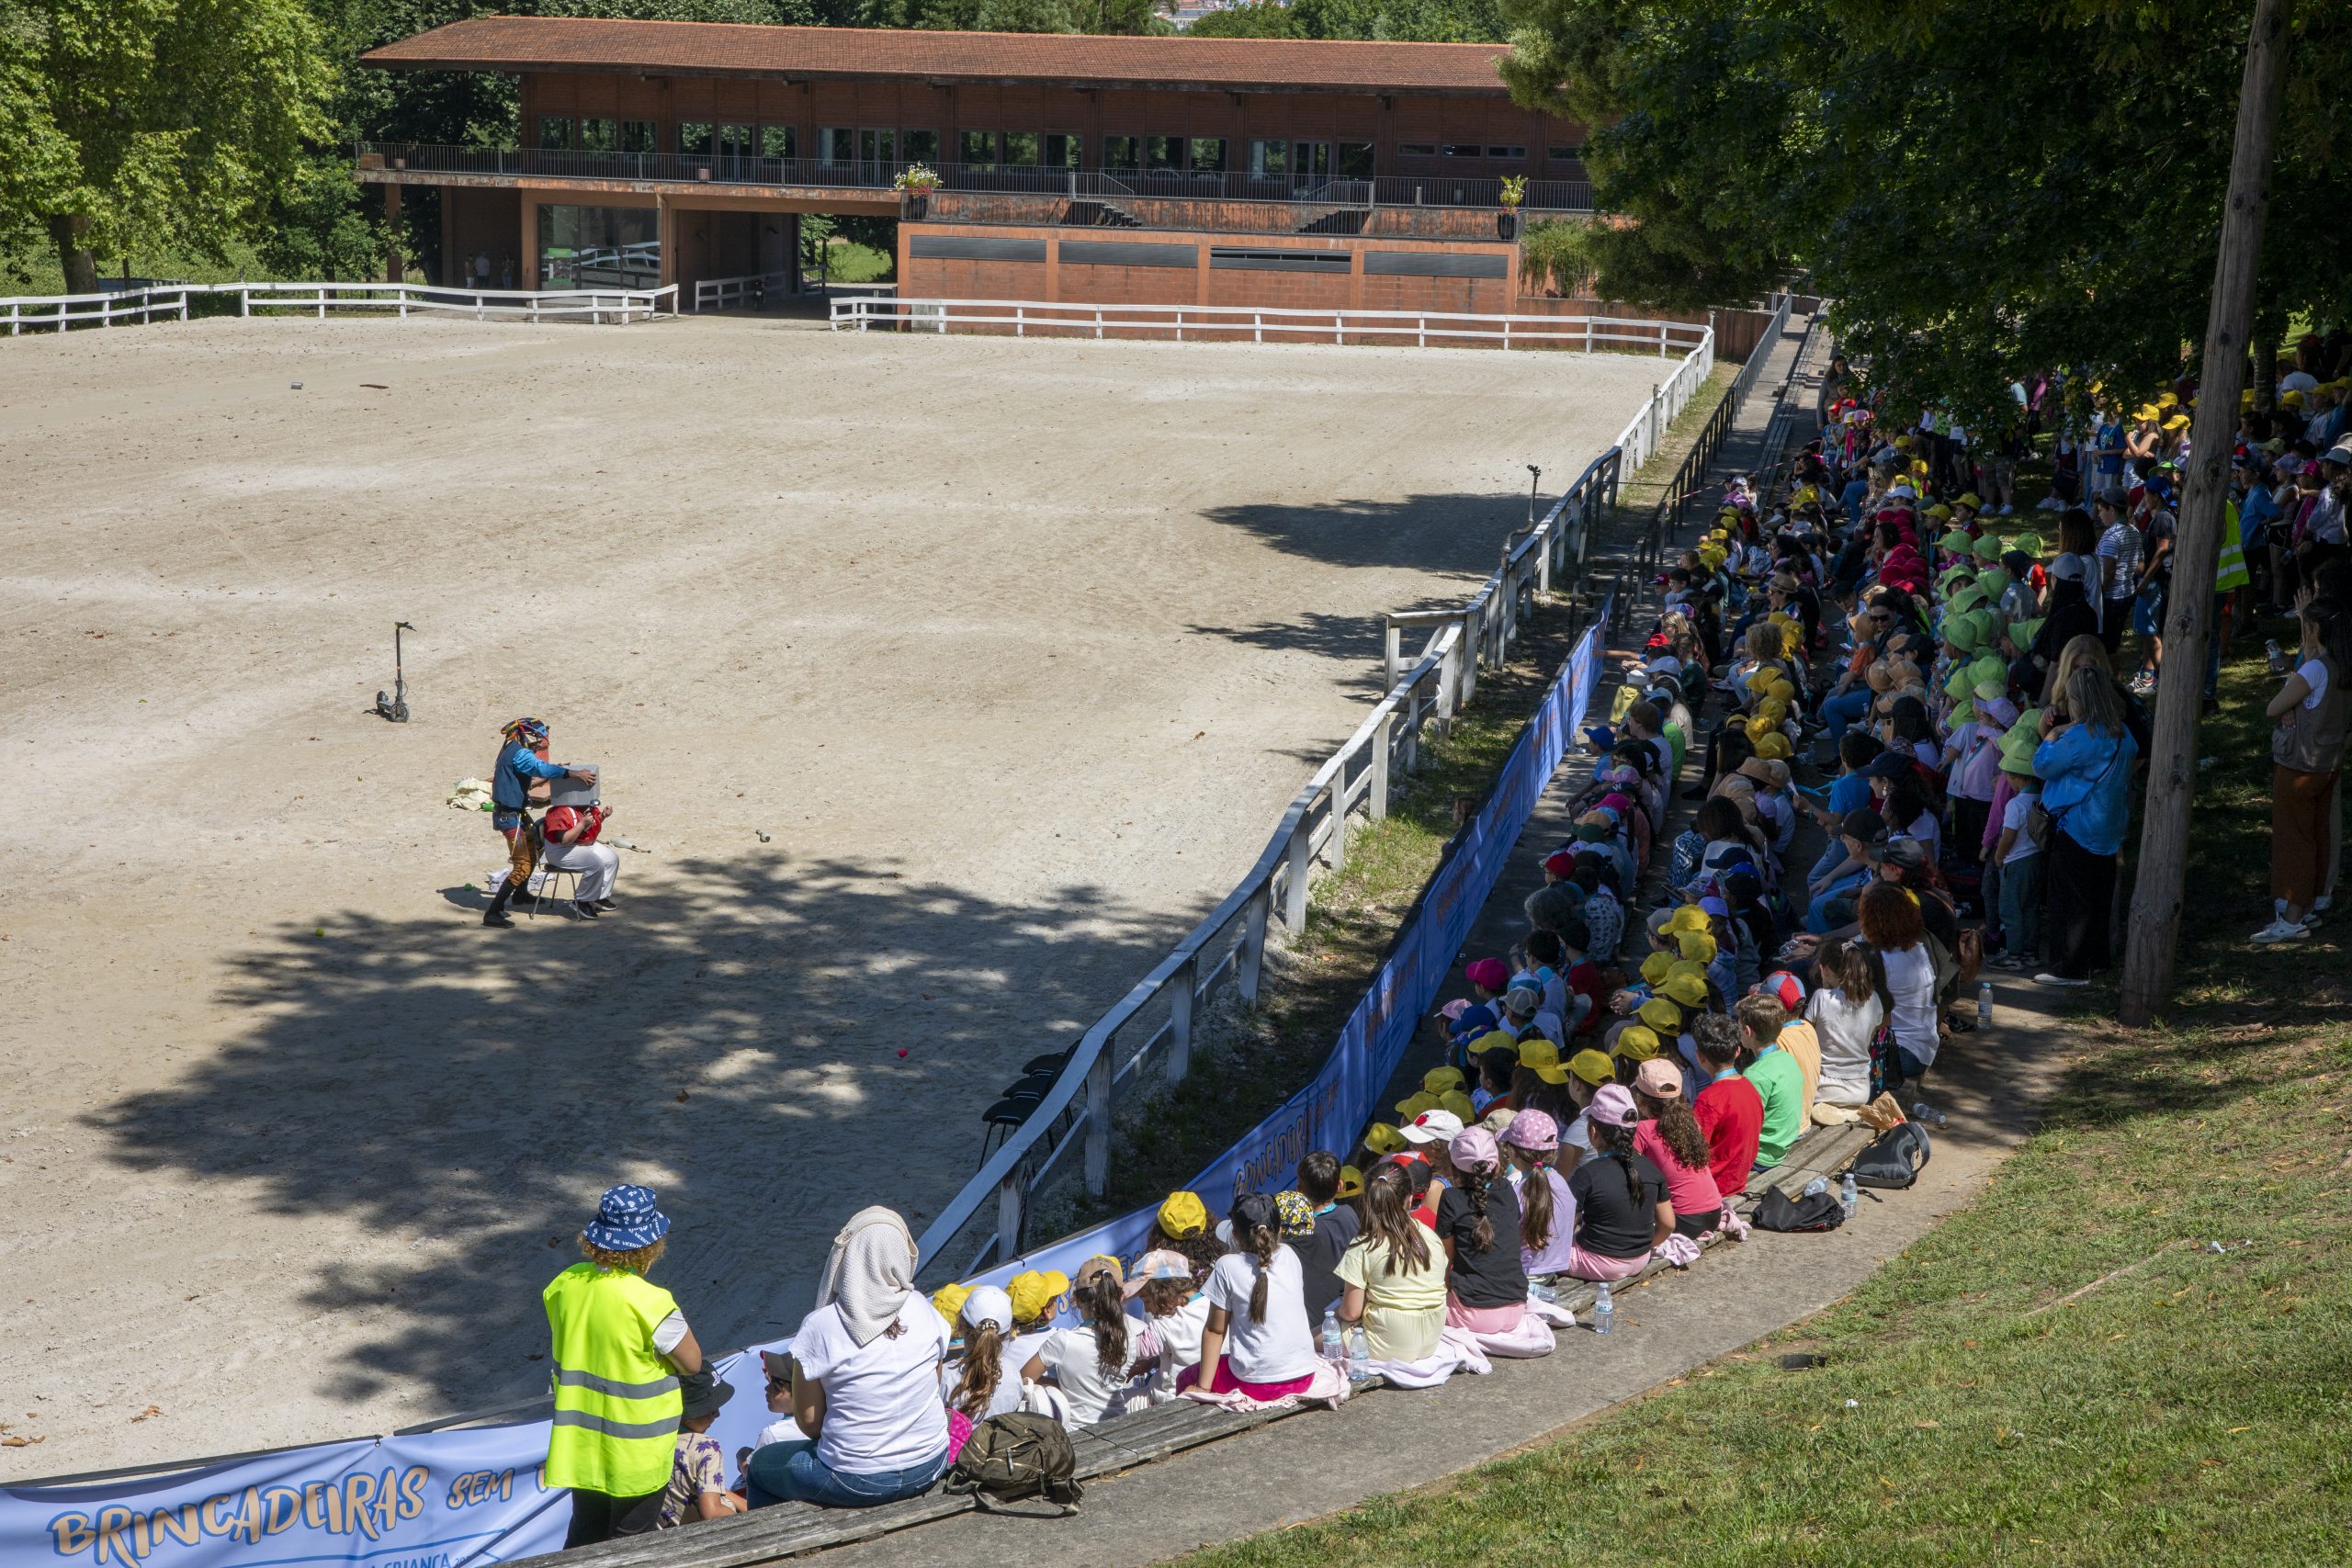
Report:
1984,716,2047,970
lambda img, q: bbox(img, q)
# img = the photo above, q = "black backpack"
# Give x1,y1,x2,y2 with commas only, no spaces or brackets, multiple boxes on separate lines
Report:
1753,1187,1845,1232
945,1412,1083,1513
1849,1121,1932,1190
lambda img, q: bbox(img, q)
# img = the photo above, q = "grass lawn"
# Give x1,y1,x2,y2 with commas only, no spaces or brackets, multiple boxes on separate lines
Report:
818,240,893,285
1176,636,2352,1567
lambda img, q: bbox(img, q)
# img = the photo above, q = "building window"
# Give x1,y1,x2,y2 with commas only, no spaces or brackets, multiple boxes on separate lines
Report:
1103,135,1139,171
715,123,752,159
577,118,617,152
820,127,854,164
538,117,574,151
1440,143,1481,159
1337,141,1374,179
959,130,999,166
904,129,939,164
1188,138,1227,174
617,120,655,154
1145,135,1183,171
763,124,797,159
1546,143,1584,160
1396,142,1438,158
678,121,713,155
1486,145,1528,161
1043,132,1082,169
1003,131,1041,167
537,204,660,290
1248,139,1287,176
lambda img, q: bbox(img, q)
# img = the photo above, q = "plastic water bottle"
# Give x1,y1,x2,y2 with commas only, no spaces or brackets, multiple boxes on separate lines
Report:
1593,1280,1614,1335
1913,1101,1948,1129
1978,980,1996,1028
1346,1325,1370,1378
1840,1172,1858,1219
1320,1305,1342,1362
1530,1280,1559,1304
1804,1176,1829,1199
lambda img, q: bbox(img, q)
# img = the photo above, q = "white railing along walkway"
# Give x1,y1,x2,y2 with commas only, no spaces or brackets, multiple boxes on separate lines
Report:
2,280,678,334
690,270,796,311
830,294,1713,356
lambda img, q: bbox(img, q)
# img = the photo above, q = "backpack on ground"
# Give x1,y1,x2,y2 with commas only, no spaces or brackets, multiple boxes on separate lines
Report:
1849,1120,1932,1190
944,1412,1083,1513
1753,1187,1845,1232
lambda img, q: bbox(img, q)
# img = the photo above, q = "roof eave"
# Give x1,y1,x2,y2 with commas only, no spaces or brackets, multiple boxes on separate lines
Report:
356,54,1509,96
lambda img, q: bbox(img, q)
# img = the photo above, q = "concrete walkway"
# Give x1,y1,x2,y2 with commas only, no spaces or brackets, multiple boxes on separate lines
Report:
813,329,2077,1568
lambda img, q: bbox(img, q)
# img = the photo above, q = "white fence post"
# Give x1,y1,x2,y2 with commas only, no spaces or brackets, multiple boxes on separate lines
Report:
1238,882,1272,1001
1283,818,1312,931
1168,958,1196,1086
1370,710,1395,820
996,1171,1023,1266
1384,621,1402,695
1082,1044,1113,1197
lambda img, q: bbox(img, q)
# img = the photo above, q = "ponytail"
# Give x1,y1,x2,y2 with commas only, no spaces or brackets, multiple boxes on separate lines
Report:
1243,1222,1278,1321
1078,1270,1129,1376
1513,1153,1555,1252
949,1322,1003,1420
1455,1166,1497,1254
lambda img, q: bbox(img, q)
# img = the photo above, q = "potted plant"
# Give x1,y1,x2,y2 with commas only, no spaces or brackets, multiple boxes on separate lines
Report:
1498,175,1526,240
895,163,941,219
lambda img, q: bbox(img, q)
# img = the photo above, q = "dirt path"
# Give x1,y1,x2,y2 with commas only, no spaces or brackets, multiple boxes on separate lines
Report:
0,316,1666,1474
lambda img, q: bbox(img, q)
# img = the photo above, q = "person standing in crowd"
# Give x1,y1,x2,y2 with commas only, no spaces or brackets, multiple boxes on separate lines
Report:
543,1184,704,1546
2092,488,2143,655
485,717,596,929
2255,596,2350,942
2032,665,2141,987
748,1207,952,1508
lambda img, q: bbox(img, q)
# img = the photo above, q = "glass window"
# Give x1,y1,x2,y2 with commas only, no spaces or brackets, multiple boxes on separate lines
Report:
577,118,617,152
717,123,753,159
959,130,999,165
537,204,660,290
1546,143,1583,160
1248,139,1287,176
677,121,713,155
904,129,938,164
1188,138,1227,174
1293,141,1331,180
619,120,656,154
763,124,797,159
1002,131,1040,167
1487,145,1527,161
1145,135,1182,171
1103,135,1139,171
538,117,573,151
1043,132,1081,169
1396,142,1438,158
1337,141,1374,179
1441,143,1481,159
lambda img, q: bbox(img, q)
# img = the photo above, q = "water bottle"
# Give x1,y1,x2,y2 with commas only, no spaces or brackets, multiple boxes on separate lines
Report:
1347,1325,1370,1378
1320,1305,1342,1363
1530,1279,1559,1304
1804,1176,1829,1199
1593,1280,1615,1336
1912,1101,1948,1129
1840,1172,1858,1219
1978,980,1996,1028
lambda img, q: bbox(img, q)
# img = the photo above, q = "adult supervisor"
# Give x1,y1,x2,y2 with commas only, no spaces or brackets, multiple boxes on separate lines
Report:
485,716,595,929
544,1184,705,1545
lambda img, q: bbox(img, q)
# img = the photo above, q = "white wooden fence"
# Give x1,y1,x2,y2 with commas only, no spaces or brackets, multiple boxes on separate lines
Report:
830,294,1713,356
2,280,677,335
910,432,1649,1275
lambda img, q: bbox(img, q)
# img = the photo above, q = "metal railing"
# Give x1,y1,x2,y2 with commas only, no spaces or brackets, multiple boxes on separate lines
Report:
1632,291,1797,573
353,144,1598,215
899,324,1713,1277
2,279,676,334
832,295,1712,356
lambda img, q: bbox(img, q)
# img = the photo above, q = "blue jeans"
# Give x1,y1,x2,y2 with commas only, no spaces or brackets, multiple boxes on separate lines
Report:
745,1439,948,1510
1821,686,1871,743
1997,852,2044,963
1804,871,1868,934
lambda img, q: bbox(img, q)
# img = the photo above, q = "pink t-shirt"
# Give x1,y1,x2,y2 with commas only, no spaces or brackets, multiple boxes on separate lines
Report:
1634,1121,1723,1217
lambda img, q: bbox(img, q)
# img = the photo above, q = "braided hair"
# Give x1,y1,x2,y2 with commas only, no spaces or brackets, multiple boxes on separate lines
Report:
1453,1164,1498,1254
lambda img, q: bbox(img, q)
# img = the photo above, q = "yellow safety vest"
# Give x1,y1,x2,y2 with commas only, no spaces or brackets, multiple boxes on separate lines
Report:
2217,500,2252,592
542,1263,684,1496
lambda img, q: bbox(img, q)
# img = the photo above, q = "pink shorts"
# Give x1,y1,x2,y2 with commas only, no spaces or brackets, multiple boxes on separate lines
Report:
1563,1242,1650,1282
1174,1356,1315,1401
1444,1296,1526,1335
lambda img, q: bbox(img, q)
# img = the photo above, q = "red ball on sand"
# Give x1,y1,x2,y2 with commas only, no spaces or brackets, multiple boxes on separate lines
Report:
897,1048,910,1058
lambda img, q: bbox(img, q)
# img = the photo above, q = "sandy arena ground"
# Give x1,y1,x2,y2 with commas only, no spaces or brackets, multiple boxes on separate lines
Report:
0,313,1663,1474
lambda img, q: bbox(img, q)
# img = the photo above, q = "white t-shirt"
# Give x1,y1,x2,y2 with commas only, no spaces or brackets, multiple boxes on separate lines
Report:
787,1296,950,1474
2096,523,2143,601
1805,986,1883,1106
1034,1324,1138,1427
1141,1296,1211,1404
2299,659,2331,711
2000,792,2043,863
1202,1246,1317,1383
988,1330,1054,1417
2280,370,2318,395
1563,1111,1594,1153
1881,944,1939,1066
1901,809,1942,863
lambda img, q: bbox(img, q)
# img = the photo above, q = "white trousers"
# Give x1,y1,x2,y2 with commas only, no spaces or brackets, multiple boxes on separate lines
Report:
541,841,618,903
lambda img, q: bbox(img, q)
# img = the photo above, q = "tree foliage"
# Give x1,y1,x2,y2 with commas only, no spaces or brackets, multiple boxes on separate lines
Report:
1498,0,2352,425
1,0,334,291
1190,0,1504,41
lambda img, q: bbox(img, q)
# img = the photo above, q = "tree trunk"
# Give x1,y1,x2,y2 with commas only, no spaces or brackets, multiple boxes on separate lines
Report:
2120,0,2292,1026
48,213,97,295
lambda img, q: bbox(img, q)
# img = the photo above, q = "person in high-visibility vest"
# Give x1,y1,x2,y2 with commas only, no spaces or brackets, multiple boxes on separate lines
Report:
545,1184,704,1545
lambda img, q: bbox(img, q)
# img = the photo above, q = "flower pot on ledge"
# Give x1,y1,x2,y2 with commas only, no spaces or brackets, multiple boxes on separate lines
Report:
1498,210,1521,241
903,193,932,220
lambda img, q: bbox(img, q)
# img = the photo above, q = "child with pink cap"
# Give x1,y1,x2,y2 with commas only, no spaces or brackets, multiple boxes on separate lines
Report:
1562,1086,1674,1281
1436,1126,1529,1336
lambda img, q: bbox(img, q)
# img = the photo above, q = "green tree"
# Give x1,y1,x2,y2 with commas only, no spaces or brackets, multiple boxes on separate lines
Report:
1190,0,1502,40
0,0,334,293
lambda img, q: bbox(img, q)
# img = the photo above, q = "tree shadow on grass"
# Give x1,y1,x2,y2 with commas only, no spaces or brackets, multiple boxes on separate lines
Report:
83,853,1173,1417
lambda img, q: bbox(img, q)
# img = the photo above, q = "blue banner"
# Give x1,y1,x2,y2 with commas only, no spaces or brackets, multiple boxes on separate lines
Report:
0,610,1605,1566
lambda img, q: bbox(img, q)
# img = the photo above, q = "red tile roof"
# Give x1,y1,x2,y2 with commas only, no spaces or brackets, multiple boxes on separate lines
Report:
362,17,1513,96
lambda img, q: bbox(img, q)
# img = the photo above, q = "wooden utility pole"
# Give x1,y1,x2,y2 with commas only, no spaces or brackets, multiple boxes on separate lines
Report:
2120,0,2292,1024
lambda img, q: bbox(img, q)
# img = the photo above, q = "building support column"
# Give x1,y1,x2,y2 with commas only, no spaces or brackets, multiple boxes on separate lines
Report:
518,190,540,290
657,194,679,293
383,182,403,283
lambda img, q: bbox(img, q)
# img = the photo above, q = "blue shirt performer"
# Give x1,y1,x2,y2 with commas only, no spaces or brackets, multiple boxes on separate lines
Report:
485,716,596,928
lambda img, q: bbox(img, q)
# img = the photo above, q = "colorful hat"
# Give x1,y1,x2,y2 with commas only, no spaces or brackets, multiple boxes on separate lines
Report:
1274,1190,1316,1238
582,1184,669,1250
1568,1048,1615,1086
1660,970,1710,1008
1158,1190,1209,1238
1363,1123,1408,1155
1613,1024,1663,1062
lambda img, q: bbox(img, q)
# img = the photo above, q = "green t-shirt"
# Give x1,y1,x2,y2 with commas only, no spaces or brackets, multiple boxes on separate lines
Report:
1662,719,1689,774
1744,1044,1806,1168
